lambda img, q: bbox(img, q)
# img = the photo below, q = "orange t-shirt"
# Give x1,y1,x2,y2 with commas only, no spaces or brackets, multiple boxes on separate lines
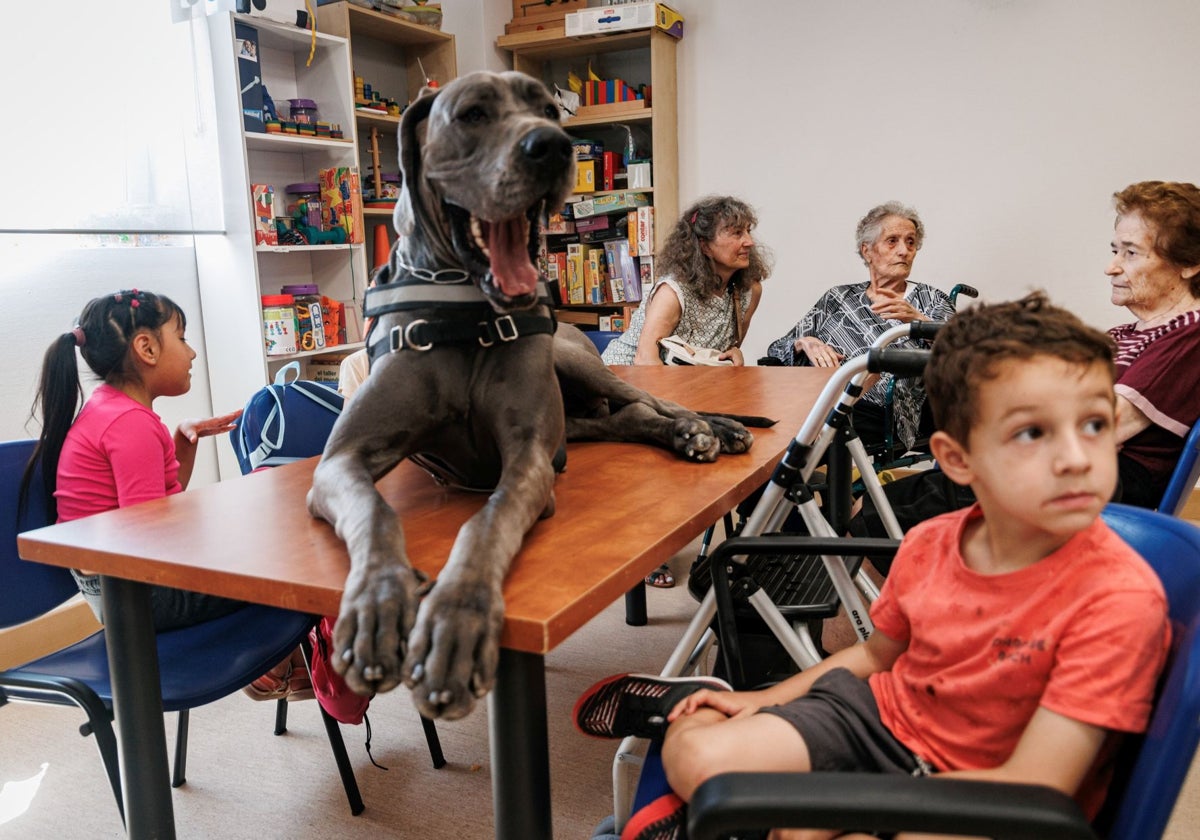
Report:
869,505,1170,816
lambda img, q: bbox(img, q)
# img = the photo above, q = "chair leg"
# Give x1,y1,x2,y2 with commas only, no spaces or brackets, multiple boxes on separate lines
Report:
172,709,189,788
299,632,364,815
419,713,446,769
315,702,365,815
85,712,126,824
274,697,288,735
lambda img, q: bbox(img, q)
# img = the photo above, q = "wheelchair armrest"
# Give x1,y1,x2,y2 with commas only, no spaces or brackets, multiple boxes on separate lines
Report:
707,535,902,567
688,772,1097,840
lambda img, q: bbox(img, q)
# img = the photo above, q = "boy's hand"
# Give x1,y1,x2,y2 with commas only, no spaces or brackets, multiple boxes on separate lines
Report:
669,688,767,722
177,409,244,444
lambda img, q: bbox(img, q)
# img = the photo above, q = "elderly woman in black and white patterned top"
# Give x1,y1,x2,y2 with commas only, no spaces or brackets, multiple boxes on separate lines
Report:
767,201,955,451
602,195,772,367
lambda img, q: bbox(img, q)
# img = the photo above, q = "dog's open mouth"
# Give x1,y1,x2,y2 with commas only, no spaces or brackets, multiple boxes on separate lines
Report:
444,201,545,307
469,214,538,299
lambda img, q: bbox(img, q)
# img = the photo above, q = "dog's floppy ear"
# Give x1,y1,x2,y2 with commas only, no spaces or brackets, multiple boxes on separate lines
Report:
392,87,440,238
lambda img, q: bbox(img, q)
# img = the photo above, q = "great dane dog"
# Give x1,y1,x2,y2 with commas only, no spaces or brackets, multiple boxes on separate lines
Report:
308,71,760,720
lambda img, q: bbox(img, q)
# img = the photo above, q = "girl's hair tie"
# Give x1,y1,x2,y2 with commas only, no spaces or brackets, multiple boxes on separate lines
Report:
70,326,86,347
689,211,698,226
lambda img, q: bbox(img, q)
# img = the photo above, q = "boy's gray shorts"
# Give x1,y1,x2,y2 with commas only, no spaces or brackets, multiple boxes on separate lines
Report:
758,667,934,777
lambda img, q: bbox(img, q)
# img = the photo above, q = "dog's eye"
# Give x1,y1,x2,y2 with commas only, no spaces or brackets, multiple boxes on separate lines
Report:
459,105,488,124
544,104,559,120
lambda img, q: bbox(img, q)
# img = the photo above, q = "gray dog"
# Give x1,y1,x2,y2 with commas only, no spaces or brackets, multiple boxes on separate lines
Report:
307,71,758,720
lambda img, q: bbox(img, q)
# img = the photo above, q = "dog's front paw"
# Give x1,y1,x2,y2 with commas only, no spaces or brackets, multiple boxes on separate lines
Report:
332,564,423,695
402,577,505,720
672,416,720,462
706,416,755,454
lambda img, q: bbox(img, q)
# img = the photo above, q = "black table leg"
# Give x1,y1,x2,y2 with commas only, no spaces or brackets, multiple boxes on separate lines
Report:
100,576,176,839
625,582,647,626
488,648,551,839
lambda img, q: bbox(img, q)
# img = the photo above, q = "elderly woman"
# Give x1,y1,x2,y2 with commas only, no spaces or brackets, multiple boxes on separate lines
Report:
767,202,955,452
853,181,1200,543
602,195,771,367
1105,180,1200,507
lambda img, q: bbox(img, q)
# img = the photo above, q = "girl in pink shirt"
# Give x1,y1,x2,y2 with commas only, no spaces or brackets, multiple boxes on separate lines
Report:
21,289,306,700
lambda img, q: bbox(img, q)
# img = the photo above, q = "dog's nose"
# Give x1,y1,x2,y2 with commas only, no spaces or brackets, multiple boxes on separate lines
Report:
519,127,572,165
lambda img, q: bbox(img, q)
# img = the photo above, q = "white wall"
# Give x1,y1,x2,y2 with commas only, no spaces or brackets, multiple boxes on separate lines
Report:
656,0,1200,360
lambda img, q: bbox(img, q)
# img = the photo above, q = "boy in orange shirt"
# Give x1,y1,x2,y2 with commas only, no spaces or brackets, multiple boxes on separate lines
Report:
576,292,1171,840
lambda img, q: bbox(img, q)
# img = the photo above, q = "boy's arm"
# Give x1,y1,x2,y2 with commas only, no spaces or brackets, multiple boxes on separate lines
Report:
935,706,1107,795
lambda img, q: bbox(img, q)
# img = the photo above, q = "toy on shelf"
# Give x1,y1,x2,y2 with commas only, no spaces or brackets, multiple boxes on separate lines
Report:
355,76,402,117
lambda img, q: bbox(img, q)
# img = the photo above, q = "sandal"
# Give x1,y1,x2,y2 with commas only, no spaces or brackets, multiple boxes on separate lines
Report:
644,563,675,588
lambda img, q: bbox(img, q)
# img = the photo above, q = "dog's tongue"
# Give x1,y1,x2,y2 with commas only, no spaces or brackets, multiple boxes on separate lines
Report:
488,216,538,298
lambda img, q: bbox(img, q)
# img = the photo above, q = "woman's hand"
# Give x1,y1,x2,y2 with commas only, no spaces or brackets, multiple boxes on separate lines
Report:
177,409,244,445
870,289,925,323
795,336,844,367
719,346,746,366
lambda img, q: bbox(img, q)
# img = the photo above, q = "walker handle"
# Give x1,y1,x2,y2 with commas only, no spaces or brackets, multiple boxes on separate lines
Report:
908,320,944,342
867,348,931,377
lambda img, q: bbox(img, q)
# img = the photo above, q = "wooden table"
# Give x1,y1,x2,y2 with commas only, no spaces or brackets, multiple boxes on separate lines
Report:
18,366,832,839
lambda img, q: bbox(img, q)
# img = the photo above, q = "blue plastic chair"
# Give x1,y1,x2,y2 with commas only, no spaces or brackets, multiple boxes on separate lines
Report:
1159,418,1200,517
584,330,623,355
0,439,364,820
685,504,1200,840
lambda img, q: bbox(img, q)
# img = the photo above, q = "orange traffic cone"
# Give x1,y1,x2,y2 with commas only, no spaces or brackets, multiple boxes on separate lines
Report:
372,223,391,272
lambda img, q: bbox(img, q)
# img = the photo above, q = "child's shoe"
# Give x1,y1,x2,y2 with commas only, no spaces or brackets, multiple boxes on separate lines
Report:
242,657,292,701
574,673,732,740
621,793,686,840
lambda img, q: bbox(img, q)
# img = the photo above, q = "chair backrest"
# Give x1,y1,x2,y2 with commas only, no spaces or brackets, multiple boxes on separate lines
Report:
584,330,623,355
0,439,79,629
1158,419,1200,517
1099,504,1200,839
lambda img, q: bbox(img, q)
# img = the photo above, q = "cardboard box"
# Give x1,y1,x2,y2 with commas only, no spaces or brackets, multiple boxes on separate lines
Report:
319,167,365,244
506,0,587,34
635,206,655,256
565,3,684,39
573,191,651,219
574,159,596,193
235,22,265,133
252,184,278,246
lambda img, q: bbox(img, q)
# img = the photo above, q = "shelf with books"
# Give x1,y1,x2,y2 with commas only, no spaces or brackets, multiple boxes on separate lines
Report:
500,25,678,330
317,1,457,277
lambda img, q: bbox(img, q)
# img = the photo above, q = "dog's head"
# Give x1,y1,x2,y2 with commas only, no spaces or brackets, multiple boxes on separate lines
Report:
393,71,576,311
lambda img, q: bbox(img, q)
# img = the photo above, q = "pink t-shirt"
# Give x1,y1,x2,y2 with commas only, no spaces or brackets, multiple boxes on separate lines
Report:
869,505,1170,814
55,384,182,522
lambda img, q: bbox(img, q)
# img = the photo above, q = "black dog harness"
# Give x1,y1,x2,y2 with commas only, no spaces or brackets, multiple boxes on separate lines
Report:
363,265,557,366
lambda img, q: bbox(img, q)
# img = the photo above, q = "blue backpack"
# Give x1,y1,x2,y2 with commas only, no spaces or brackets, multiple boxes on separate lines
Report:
232,362,343,474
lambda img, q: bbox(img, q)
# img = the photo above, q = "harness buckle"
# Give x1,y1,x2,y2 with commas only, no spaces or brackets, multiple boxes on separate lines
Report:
478,314,519,347
494,315,519,342
396,318,432,352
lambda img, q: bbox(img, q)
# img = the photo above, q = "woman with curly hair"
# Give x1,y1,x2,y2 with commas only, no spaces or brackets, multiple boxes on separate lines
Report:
602,195,771,367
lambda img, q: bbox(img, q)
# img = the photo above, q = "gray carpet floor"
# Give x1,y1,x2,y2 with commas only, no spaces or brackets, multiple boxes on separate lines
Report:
2,535,1198,839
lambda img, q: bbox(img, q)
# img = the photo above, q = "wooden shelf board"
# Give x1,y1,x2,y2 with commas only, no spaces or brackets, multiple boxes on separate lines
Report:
497,25,652,60
566,106,652,128
244,132,355,153
345,4,454,47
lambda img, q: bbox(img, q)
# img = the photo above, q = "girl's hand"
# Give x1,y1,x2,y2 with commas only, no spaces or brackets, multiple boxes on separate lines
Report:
719,346,746,366
795,336,843,367
668,688,766,722
177,409,244,444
